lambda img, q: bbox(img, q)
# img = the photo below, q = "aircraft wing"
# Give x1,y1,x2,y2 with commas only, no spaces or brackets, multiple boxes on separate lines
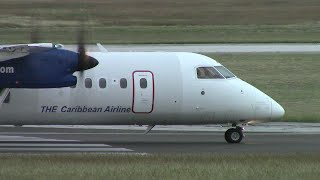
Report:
0,45,30,62
0,43,56,62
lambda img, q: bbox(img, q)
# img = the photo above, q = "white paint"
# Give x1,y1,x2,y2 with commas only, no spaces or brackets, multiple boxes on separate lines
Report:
0,134,133,152
0,135,78,142
0,143,111,147
0,52,284,126
0,148,133,152
3,122,319,133
0,66,14,74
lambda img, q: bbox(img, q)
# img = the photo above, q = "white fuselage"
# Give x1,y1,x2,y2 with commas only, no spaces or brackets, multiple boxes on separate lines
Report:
0,52,284,125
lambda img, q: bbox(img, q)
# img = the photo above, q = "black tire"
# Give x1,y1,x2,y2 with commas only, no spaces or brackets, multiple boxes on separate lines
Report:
224,128,243,143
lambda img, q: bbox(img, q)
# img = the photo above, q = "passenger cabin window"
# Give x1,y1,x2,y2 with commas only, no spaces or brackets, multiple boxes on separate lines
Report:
140,78,147,88
197,67,224,79
99,78,106,88
215,66,236,79
85,78,92,88
120,78,127,88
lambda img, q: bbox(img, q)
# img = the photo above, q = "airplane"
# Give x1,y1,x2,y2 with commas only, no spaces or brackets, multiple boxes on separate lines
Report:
0,41,285,144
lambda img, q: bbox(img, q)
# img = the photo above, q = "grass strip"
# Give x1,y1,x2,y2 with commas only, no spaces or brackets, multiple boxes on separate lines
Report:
0,153,319,180
1,24,320,44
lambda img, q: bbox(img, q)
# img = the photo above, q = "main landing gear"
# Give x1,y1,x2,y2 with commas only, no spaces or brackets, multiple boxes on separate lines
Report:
224,126,244,143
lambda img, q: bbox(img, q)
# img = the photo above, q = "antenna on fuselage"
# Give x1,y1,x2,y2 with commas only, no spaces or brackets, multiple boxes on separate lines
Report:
97,43,108,53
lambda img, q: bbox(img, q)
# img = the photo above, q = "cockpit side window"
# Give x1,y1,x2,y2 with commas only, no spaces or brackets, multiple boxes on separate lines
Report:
215,66,236,79
197,67,224,79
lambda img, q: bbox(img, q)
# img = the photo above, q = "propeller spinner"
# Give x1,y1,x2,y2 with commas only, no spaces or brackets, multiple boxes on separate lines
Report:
76,26,99,71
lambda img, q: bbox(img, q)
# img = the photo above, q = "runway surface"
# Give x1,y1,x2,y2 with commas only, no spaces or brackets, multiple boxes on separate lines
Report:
0,125,320,153
64,43,320,53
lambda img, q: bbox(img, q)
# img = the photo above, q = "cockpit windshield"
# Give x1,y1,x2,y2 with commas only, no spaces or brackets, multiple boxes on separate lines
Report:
197,67,224,79
215,66,236,79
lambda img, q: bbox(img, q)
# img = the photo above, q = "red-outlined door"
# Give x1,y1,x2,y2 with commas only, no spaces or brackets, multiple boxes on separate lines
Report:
132,71,154,113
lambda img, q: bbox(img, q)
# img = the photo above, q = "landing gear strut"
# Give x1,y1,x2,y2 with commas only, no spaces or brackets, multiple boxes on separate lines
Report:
224,126,244,143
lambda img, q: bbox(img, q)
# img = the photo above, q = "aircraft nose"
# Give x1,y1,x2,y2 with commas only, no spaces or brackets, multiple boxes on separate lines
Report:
271,100,285,120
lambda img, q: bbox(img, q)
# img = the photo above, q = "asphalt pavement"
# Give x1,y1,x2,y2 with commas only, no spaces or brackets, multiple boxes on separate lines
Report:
0,124,319,153
64,43,320,53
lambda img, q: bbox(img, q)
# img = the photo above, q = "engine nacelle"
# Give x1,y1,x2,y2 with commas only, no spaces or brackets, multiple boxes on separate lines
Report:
0,48,80,88
0,74,77,88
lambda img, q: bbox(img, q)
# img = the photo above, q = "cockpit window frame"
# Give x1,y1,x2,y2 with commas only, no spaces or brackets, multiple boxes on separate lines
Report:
195,66,225,80
214,66,237,79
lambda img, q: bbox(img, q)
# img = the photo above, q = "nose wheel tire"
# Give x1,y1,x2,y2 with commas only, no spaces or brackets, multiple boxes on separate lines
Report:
225,127,243,143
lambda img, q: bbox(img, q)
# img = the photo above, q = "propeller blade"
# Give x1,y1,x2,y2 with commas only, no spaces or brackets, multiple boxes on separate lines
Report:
30,12,41,43
76,23,98,71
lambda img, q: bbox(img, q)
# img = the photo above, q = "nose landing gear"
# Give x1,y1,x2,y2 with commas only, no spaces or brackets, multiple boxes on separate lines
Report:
224,126,244,143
